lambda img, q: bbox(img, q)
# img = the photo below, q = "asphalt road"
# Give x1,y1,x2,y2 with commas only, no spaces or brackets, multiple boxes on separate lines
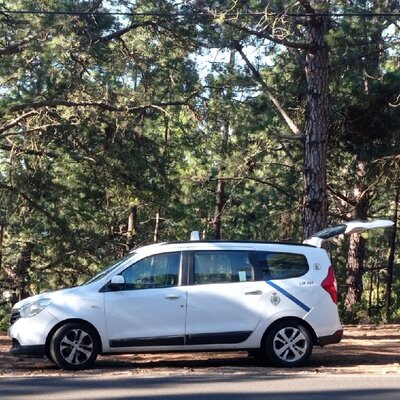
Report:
1,373,400,400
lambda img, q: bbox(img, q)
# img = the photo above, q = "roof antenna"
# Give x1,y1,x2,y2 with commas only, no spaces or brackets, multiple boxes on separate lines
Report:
190,231,200,241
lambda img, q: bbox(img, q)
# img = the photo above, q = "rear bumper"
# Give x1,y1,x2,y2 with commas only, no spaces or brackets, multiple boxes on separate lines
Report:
10,339,45,358
317,329,343,347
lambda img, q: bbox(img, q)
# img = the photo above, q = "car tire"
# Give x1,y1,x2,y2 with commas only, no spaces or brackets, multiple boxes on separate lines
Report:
49,322,99,370
45,347,54,362
265,320,313,367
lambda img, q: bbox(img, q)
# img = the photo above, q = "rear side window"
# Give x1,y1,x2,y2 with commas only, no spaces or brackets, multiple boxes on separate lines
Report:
258,252,309,280
194,251,255,284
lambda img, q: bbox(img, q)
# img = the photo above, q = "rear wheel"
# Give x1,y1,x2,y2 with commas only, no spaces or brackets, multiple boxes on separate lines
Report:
265,320,312,367
49,322,99,370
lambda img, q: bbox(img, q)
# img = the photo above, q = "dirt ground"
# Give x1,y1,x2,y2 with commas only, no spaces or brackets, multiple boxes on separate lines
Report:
0,325,399,377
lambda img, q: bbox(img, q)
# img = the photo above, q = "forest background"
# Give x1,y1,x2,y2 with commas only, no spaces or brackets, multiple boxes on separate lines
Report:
0,0,399,329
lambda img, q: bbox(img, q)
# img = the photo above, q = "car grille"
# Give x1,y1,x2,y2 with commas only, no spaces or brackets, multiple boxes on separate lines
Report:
9,309,21,325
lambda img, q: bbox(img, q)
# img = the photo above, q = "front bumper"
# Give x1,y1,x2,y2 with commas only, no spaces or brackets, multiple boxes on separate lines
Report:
10,339,45,358
8,308,58,358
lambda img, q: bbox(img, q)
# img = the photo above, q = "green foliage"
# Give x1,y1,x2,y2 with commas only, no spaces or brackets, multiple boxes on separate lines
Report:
0,0,399,326
0,303,11,332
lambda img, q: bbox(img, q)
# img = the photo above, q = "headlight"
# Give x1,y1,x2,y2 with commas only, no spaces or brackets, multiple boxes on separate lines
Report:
19,298,52,318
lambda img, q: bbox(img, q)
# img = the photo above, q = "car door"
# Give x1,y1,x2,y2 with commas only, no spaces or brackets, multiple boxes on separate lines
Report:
103,251,187,350
185,249,268,345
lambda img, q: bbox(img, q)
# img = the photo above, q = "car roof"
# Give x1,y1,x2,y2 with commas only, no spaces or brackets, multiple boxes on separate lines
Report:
130,240,316,257
158,240,313,247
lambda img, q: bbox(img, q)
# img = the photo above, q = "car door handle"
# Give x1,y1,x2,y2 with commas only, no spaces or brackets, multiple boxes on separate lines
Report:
245,290,263,296
165,294,181,300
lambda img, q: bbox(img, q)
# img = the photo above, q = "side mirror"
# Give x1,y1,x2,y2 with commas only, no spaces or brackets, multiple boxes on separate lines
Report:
108,275,125,290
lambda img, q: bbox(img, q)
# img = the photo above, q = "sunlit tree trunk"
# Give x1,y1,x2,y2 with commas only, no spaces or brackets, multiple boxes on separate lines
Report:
127,204,138,250
154,208,160,243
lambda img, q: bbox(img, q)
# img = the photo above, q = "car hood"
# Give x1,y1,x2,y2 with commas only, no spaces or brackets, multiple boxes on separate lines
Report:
12,286,81,309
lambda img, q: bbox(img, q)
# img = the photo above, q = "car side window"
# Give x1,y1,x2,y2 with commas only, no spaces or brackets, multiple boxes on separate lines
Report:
120,252,181,289
194,251,254,284
258,252,309,280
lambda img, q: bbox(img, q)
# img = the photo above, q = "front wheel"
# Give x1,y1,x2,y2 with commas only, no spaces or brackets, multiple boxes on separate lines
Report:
265,321,313,367
49,322,99,370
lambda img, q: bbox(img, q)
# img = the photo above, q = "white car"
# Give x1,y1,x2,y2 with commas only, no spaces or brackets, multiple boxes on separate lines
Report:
8,220,393,370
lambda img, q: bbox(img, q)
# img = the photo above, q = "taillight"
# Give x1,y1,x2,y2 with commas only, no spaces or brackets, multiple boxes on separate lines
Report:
321,265,338,304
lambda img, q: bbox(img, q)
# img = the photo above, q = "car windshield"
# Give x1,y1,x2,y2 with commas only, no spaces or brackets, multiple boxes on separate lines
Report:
84,253,136,285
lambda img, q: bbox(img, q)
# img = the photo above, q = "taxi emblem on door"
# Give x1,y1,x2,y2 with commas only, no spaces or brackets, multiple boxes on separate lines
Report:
270,292,281,306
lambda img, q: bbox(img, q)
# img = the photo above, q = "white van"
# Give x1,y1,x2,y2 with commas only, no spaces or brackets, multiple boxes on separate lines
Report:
8,220,393,370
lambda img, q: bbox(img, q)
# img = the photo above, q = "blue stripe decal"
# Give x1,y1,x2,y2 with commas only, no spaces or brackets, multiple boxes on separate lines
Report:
266,281,311,313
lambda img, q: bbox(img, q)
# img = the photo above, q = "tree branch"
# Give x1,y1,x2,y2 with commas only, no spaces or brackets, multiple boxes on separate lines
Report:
0,111,37,135
234,43,303,137
0,144,58,157
212,175,297,199
0,182,66,227
224,19,313,50
327,184,356,206
85,0,103,13
298,0,316,15
95,21,155,44
9,100,130,113
9,99,192,114
0,123,76,138
0,34,38,56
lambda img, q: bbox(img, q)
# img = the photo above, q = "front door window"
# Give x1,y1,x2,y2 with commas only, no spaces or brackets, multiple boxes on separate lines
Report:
120,252,180,289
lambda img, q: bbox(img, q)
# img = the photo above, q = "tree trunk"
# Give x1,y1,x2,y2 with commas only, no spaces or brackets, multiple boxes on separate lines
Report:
213,178,225,239
213,115,229,239
342,10,388,316
126,204,137,250
344,159,370,312
302,14,329,239
154,208,160,243
0,222,3,271
212,49,234,239
344,233,366,311
14,242,34,302
385,176,399,322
